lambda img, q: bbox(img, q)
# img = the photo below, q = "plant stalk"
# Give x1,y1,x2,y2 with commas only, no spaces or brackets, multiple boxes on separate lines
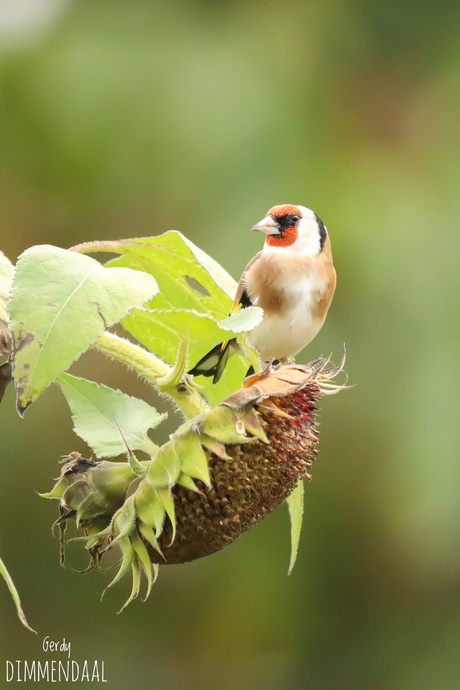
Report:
94,332,208,419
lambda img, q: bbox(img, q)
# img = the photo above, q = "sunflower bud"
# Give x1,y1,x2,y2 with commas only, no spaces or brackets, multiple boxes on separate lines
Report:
42,454,137,523
42,359,345,608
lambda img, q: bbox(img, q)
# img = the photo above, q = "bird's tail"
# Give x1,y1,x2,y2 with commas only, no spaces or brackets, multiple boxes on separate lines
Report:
189,339,235,384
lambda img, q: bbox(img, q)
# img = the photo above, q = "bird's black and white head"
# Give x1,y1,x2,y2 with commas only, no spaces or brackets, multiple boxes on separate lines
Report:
251,204,328,256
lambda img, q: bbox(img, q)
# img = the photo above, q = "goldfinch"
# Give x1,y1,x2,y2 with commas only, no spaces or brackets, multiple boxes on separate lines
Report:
190,204,336,383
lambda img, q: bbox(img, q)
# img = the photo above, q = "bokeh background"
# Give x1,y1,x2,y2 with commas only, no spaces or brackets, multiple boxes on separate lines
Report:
1,0,460,688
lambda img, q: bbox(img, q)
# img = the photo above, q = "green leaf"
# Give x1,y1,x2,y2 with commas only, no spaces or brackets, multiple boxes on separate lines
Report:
0,556,36,633
74,232,261,404
219,308,263,332
198,354,252,408
104,233,255,404
57,373,166,458
87,231,243,355
81,231,236,316
123,307,262,373
286,480,304,575
9,245,158,414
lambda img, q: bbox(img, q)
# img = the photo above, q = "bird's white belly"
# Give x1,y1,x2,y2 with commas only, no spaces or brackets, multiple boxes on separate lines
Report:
247,300,322,361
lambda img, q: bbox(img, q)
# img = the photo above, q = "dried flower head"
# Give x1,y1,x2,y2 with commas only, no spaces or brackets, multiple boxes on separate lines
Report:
42,358,346,609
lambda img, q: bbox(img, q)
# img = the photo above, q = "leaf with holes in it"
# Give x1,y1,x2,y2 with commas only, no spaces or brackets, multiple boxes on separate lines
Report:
71,232,262,405
9,245,158,415
57,373,166,458
74,231,236,319
286,479,304,575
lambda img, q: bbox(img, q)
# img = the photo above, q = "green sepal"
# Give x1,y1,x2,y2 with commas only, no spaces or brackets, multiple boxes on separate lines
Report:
134,481,166,537
62,480,90,512
237,408,269,443
118,559,141,614
89,461,137,498
38,478,68,500
137,522,164,560
176,473,201,493
146,442,181,490
200,434,231,460
175,431,211,487
126,448,147,476
201,405,251,444
101,538,134,601
106,496,136,548
84,517,111,550
157,487,176,545
76,493,110,527
131,531,155,602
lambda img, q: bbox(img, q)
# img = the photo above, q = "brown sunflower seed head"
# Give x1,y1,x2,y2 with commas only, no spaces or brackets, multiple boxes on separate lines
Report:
150,372,320,564
42,360,346,606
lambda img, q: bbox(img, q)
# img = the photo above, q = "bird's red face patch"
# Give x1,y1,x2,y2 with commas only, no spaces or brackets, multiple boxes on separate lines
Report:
265,205,302,247
265,227,299,247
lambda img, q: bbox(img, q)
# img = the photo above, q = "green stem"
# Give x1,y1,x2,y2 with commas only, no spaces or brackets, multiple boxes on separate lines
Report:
94,332,208,419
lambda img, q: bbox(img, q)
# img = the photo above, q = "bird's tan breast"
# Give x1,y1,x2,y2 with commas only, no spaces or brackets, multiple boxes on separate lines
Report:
244,244,336,321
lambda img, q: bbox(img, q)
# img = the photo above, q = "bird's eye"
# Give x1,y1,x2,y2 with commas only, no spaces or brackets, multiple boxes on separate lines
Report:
290,214,300,224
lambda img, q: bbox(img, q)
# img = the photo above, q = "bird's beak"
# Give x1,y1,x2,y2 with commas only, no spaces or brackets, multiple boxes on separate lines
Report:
250,216,280,235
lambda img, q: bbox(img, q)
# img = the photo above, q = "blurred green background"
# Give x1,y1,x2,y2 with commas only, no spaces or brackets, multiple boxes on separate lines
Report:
1,0,460,688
